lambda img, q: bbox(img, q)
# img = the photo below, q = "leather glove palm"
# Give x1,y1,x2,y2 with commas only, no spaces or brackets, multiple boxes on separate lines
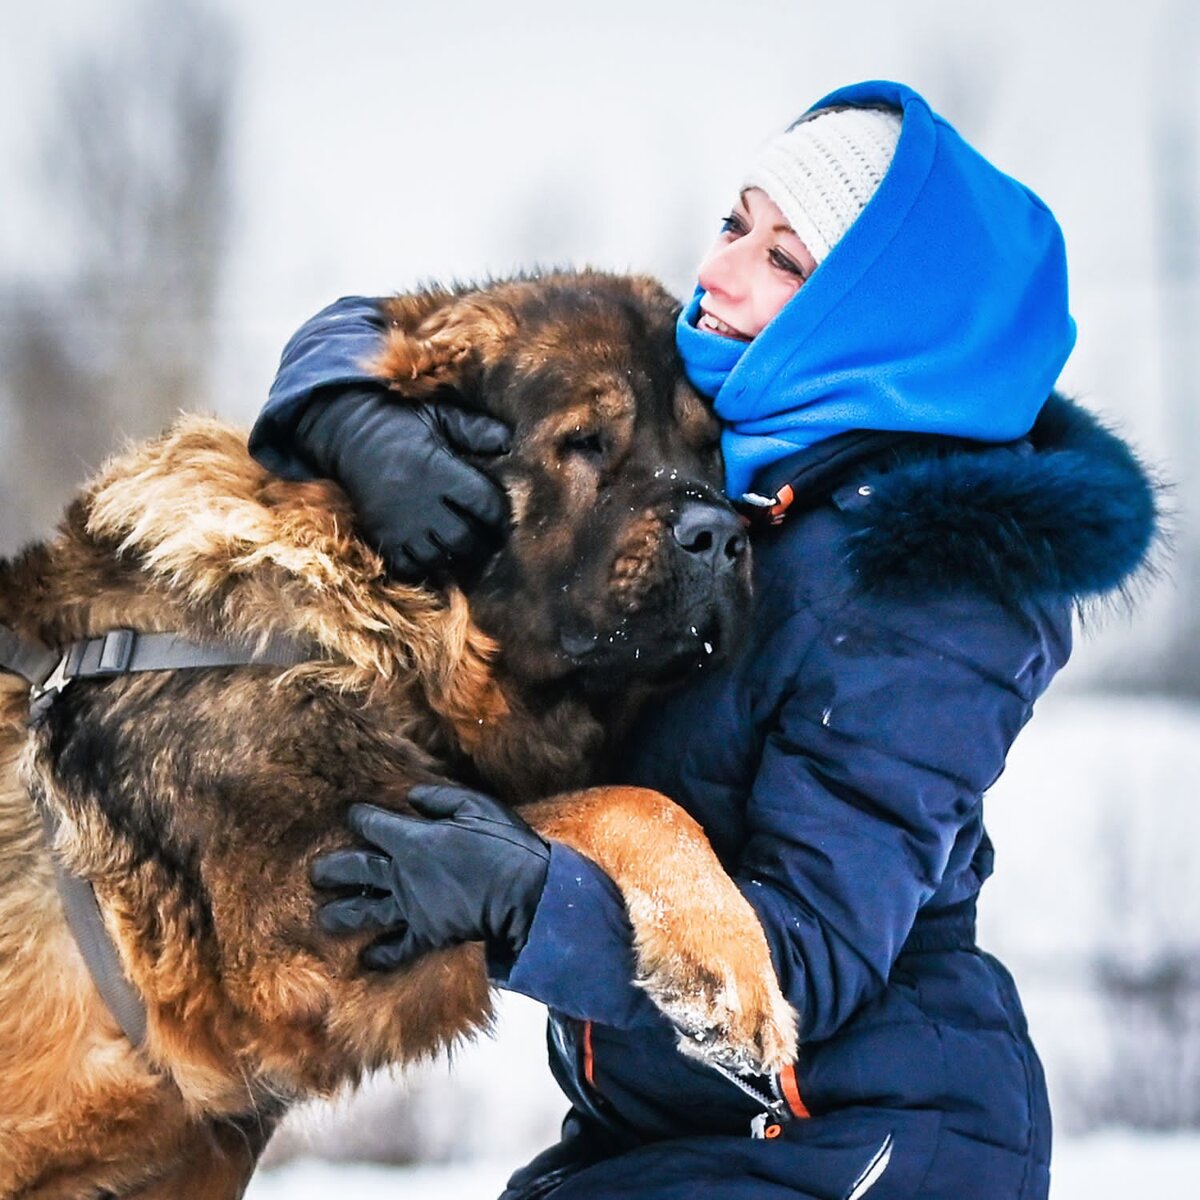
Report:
312,784,551,970
295,387,511,581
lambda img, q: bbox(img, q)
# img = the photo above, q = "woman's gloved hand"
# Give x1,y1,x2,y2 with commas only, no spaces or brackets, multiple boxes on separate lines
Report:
294,387,512,581
311,783,551,970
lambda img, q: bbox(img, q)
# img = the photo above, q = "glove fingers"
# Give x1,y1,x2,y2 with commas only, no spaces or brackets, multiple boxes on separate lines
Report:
406,782,477,818
379,544,424,582
347,803,429,852
361,930,430,971
401,511,489,567
435,407,512,456
309,849,392,892
317,894,405,936
439,462,509,533
426,506,484,561
365,464,507,580
373,519,480,580
395,531,444,572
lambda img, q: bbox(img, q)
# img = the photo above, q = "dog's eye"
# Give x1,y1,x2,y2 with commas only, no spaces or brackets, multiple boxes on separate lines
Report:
560,431,606,459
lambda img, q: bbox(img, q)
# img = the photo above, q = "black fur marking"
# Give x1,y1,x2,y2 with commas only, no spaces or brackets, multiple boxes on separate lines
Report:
41,681,219,953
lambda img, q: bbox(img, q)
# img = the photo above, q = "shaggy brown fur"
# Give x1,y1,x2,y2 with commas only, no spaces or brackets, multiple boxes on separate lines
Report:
0,272,796,1198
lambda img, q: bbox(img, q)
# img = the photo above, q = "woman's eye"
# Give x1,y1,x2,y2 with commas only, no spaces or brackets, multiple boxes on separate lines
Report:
769,248,809,281
561,431,605,459
720,212,746,236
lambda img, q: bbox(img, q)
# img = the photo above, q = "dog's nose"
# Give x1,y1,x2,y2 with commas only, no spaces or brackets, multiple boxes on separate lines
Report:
671,503,747,572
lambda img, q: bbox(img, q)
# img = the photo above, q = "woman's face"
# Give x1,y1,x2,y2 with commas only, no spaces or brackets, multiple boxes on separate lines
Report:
695,187,817,341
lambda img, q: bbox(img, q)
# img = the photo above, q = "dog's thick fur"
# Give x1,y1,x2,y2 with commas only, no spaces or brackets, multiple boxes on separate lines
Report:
0,272,796,1198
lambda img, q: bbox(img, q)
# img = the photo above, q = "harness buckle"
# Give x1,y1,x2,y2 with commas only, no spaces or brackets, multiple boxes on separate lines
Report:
43,655,71,694
29,653,71,718
96,628,135,675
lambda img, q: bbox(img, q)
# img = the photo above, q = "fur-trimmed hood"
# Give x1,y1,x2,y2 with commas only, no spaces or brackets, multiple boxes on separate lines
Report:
772,393,1162,606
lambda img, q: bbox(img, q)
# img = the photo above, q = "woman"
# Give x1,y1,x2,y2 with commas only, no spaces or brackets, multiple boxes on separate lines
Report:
249,81,1158,1199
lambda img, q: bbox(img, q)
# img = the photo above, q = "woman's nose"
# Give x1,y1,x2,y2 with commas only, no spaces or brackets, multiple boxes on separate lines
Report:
697,240,744,301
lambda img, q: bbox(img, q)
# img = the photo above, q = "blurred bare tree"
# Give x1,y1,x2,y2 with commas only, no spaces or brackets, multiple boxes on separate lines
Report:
0,0,237,550
1086,955,1200,1130
1077,802,1200,1131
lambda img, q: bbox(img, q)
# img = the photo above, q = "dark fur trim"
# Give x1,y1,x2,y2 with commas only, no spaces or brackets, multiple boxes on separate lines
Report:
843,394,1165,605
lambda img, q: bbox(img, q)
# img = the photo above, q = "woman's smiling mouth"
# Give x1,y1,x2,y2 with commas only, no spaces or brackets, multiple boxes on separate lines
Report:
698,309,752,341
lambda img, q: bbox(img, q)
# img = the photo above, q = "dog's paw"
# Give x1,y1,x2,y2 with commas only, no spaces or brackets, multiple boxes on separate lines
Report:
639,957,797,1075
627,893,799,1076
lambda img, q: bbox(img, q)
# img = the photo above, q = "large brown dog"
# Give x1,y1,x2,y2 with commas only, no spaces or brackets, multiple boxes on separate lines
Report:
0,272,796,1198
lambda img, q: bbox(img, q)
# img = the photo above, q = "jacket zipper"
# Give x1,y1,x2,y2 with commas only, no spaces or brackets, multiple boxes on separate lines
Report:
579,1019,811,1137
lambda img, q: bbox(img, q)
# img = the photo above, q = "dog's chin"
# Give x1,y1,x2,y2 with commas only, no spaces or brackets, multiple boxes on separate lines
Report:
560,602,748,696
475,570,752,695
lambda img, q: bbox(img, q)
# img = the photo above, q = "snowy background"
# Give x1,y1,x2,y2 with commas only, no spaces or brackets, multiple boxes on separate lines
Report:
2,1,1198,1195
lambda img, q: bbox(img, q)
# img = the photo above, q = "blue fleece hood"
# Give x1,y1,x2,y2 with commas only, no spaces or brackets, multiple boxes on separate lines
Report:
676,80,1077,498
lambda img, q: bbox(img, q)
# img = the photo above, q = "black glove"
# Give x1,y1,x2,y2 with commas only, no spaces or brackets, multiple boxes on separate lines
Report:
294,387,511,581
311,783,551,970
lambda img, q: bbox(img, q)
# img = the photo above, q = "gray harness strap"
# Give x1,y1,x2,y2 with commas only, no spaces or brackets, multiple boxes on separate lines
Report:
29,627,313,716
1,620,315,1057
37,800,151,1049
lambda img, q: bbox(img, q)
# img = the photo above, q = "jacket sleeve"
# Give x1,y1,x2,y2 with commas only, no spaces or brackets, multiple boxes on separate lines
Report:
493,841,665,1028
736,594,1052,1042
248,295,390,480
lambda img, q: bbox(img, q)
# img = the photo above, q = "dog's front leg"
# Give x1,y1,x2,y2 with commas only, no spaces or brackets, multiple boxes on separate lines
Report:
525,786,797,1075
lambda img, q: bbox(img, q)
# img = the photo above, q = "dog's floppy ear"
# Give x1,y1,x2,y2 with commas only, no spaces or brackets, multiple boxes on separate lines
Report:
366,289,518,404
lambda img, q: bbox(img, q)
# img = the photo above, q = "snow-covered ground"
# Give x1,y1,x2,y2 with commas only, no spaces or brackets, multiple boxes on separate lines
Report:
246,1158,514,1200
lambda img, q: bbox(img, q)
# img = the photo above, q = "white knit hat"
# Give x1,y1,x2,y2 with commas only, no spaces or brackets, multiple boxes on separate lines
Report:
742,105,903,264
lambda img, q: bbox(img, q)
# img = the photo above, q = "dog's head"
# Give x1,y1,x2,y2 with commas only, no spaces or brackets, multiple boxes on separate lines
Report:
371,272,752,694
